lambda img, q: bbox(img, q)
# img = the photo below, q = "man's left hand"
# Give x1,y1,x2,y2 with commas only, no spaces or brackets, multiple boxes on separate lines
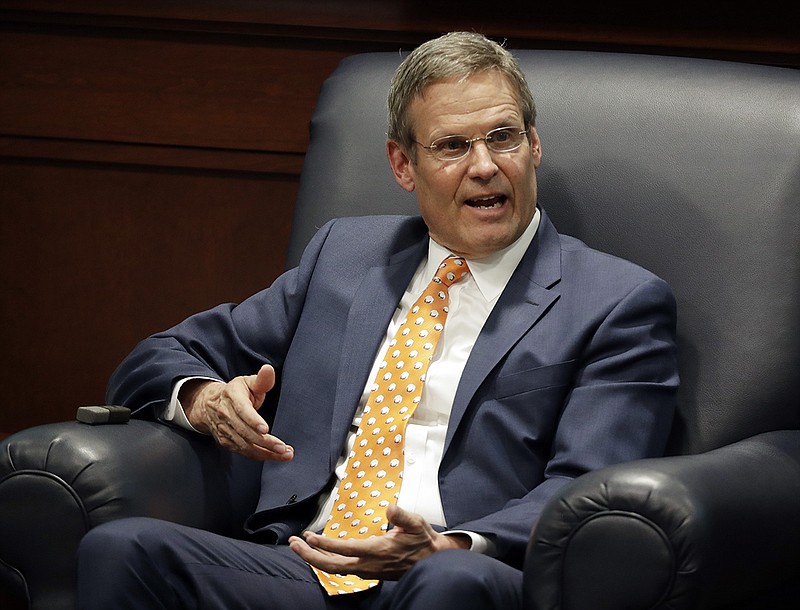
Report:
288,505,470,580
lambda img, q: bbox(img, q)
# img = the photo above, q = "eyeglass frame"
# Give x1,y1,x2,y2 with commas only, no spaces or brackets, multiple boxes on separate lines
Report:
413,126,530,161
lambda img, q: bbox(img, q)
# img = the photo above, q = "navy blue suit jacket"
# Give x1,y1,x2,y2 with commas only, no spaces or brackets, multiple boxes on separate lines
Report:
108,209,678,567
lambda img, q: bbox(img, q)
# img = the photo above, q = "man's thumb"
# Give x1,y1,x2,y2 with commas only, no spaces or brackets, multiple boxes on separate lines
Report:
249,364,276,396
386,504,422,533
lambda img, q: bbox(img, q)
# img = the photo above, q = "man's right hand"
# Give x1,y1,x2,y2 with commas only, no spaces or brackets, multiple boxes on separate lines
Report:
179,364,294,462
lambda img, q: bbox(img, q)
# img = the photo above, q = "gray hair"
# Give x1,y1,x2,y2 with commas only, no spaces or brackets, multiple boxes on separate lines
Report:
387,32,537,155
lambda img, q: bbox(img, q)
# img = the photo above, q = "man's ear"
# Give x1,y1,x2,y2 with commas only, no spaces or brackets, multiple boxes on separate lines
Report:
387,140,416,193
530,127,542,168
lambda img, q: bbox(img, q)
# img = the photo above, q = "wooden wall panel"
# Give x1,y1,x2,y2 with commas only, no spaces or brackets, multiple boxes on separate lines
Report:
0,9,359,433
0,160,297,432
0,27,350,153
0,1,797,434
1,1,797,65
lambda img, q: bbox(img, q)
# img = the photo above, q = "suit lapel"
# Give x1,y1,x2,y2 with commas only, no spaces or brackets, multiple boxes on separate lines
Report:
444,211,563,451
329,237,428,465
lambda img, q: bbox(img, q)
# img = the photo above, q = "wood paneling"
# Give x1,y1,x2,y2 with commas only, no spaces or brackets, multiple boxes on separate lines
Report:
2,1,798,64
0,160,297,432
0,1,797,433
0,26,351,153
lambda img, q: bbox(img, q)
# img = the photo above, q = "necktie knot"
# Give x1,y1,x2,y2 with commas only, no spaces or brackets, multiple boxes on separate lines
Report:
434,256,469,288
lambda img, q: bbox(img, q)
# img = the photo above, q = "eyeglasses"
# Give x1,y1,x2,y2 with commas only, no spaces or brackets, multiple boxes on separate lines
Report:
414,126,528,161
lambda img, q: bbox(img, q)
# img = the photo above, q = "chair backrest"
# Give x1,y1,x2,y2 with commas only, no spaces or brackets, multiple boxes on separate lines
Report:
287,50,800,455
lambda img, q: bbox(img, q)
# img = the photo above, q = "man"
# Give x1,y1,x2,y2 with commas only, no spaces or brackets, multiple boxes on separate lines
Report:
78,32,678,609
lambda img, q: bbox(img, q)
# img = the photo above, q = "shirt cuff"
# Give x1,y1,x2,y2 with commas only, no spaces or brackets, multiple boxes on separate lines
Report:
444,530,497,557
162,376,220,434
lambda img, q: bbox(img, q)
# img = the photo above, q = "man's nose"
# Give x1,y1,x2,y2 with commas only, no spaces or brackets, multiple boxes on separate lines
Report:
466,140,499,179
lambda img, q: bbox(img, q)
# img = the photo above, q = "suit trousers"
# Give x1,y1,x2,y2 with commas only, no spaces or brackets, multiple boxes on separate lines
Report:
77,517,523,609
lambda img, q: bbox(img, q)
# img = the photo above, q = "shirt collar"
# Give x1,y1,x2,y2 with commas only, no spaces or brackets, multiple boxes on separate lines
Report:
426,207,541,303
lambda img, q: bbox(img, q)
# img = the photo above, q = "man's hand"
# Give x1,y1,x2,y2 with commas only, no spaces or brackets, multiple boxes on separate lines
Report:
180,364,294,462
288,505,470,580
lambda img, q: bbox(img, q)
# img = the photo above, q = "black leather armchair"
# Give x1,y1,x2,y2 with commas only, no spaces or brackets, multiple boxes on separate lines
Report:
2,50,799,610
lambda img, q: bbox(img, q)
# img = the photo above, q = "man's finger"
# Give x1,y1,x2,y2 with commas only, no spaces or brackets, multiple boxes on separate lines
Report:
289,536,356,573
251,433,294,460
246,441,295,462
386,504,424,532
217,423,293,462
301,531,382,557
233,364,275,434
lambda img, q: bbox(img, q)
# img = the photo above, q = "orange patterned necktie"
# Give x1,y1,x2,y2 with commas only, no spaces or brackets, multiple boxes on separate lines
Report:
312,256,470,595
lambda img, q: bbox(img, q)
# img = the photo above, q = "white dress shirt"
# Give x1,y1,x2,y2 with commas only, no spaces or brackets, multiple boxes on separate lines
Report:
165,209,541,555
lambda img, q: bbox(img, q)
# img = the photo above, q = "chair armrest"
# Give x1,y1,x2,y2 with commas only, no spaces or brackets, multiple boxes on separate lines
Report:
0,419,261,610
524,430,800,610
0,419,262,531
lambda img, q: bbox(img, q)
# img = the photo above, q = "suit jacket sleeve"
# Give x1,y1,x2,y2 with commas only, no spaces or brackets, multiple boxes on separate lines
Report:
105,219,339,416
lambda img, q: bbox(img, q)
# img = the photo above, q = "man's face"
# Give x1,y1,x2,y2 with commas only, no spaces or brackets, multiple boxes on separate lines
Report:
387,70,542,259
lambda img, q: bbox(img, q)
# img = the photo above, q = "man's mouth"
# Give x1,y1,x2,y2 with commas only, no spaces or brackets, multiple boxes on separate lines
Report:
466,195,506,209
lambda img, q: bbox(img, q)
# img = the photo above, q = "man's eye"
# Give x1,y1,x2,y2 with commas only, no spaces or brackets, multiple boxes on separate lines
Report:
438,139,466,151
490,129,513,143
